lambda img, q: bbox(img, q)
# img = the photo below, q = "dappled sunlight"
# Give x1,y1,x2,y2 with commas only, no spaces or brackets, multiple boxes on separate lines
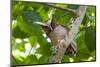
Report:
69,58,74,62
91,12,95,16
15,38,22,44
23,38,29,42
88,57,94,61
25,43,31,51
46,38,51,43
35,53,42,60
42,33,47,38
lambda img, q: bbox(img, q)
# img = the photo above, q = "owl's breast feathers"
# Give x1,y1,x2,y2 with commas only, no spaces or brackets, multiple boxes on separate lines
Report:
49,25,68,46
48,25,77,55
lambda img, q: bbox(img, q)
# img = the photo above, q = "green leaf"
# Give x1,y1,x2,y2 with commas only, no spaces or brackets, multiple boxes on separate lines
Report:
25,55,39,64
17,15,42,36
53,9,76,26
62,55,70,62
75,31,90,61
87,6,96,16
28,36,37,47
38,56,48,64
22,10,42,23
17,41,25,52
12,26,29,38
36,42,52,57
85,26,96,52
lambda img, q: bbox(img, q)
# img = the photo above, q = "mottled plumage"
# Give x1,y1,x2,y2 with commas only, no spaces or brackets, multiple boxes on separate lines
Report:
40,19,77,56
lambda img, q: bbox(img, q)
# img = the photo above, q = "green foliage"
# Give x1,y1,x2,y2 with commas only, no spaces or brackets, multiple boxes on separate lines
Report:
85,26,96,52
12,1,96,65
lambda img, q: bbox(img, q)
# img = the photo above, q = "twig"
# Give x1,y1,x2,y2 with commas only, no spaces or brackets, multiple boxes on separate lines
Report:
49,6,88,63
44,3,76,13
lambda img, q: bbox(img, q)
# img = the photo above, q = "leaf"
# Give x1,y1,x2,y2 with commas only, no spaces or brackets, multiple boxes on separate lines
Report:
28,36,37,47
75,31,90,61
85,26,96,52
53,9,76,26
36,42,52,57
17,42,25,52
17,15,42,36
62,55,70,62
12,26,29,38
38,56,48,64
22,10,42,23
87,6,96,16
24,55,39,64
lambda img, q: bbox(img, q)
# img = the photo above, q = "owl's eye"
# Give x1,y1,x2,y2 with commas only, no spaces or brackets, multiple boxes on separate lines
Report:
44,26,48,28
41,25,48,29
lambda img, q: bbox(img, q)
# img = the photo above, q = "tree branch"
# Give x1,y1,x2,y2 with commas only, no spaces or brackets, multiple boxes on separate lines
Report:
49,6,88,63
44,3,76,13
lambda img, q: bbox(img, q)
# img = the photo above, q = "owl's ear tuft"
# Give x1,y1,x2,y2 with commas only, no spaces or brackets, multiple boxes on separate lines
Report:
51,19,58,29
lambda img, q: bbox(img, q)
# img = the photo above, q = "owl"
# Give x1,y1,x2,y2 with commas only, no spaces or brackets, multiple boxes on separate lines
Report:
38,19,77,56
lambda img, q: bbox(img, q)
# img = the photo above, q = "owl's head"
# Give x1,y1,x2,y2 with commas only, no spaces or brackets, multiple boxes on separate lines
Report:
36,19,58,35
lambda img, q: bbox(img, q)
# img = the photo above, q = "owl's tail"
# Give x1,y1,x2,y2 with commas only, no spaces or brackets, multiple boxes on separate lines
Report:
65,40,77,56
